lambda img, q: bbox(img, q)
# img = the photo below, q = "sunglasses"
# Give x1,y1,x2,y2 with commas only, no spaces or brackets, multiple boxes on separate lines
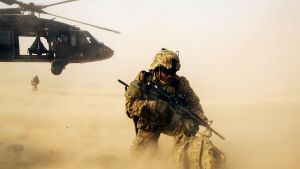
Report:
160,67,177,75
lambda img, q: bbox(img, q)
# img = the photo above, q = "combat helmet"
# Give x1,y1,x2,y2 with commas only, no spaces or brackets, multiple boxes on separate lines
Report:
150,48,180,71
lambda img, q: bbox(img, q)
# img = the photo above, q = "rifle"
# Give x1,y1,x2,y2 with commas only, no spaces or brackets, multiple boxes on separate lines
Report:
118,79,225,140
148,82,225,140
118,79,129,91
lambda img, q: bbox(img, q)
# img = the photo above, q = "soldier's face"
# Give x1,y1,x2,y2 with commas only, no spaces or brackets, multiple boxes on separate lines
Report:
159,68,177,83
160,67,177,75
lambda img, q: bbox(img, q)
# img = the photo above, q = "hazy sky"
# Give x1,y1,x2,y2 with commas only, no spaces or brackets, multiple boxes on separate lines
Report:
0,0,300,101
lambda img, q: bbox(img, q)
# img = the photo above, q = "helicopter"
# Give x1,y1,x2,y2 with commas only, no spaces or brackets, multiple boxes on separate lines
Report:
0,0,120,75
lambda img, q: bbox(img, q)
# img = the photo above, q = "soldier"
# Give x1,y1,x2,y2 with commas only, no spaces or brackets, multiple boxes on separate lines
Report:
124,48,208,157
31,75,40,91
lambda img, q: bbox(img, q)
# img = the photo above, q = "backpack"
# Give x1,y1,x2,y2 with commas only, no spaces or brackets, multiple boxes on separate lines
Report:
176,130,227,169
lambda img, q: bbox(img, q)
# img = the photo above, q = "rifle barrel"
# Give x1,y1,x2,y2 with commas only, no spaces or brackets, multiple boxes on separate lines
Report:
118,79,129,87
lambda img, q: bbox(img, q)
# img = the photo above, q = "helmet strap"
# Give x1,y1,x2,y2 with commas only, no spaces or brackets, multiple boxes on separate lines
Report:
158,67,162,80
153,67,162,81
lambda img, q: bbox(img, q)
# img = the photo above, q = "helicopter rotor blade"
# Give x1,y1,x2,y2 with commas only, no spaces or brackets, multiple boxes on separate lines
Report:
0,7,22,14
0,0,14,5
45,12,121,34
39,0,78,9
1,0,41,12
0,0,22,6
0,0,78,13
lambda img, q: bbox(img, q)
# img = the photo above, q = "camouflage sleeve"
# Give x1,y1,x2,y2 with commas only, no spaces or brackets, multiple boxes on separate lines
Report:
179,76,206,120
124,72,151,118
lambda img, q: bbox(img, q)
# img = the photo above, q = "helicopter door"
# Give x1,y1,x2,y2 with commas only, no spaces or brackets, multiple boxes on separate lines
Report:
0,30,15,57
0,31,11,45
70,34,76,47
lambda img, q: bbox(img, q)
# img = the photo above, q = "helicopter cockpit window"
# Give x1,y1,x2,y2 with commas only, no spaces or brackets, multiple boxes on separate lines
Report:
57,34,69,44
86,36,92,43
78,31,98,44
80,35,92,44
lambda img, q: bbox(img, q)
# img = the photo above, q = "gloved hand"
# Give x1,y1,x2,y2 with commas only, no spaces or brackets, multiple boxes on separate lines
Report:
198,113,208,122
140,100,171,122
151,100,170,114
184,118,199,137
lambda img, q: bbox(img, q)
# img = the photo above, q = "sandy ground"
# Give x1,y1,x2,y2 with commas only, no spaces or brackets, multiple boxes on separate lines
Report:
0,77,299,169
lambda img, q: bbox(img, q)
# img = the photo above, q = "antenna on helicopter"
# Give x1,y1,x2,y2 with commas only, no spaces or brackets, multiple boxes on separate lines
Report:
0,0,120,34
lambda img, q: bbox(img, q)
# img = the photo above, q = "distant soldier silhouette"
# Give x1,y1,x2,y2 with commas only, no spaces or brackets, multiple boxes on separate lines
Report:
31,75,40,91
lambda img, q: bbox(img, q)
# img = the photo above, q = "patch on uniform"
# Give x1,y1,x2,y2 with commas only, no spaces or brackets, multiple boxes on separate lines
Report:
125,82,143,99
128,91,133,96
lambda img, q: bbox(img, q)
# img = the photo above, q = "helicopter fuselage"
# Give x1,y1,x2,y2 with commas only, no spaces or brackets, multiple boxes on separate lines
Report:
0,14,114,75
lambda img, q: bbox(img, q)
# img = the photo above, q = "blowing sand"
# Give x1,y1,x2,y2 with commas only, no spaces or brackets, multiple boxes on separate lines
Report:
0,77,299,169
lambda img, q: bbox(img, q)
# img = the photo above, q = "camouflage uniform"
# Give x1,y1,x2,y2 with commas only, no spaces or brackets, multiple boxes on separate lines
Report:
124,49,207,156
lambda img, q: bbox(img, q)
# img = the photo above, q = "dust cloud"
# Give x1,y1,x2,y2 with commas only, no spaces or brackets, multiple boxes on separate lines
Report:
0,78,175,169
0,72,299,169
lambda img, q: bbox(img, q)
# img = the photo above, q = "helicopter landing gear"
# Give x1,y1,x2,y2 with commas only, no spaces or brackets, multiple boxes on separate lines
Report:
51,59,66,75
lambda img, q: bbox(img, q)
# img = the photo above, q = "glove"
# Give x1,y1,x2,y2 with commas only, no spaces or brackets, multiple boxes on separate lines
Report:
151,100,170,114
198,113,208,122
140,100,171,122
184,118,199,137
